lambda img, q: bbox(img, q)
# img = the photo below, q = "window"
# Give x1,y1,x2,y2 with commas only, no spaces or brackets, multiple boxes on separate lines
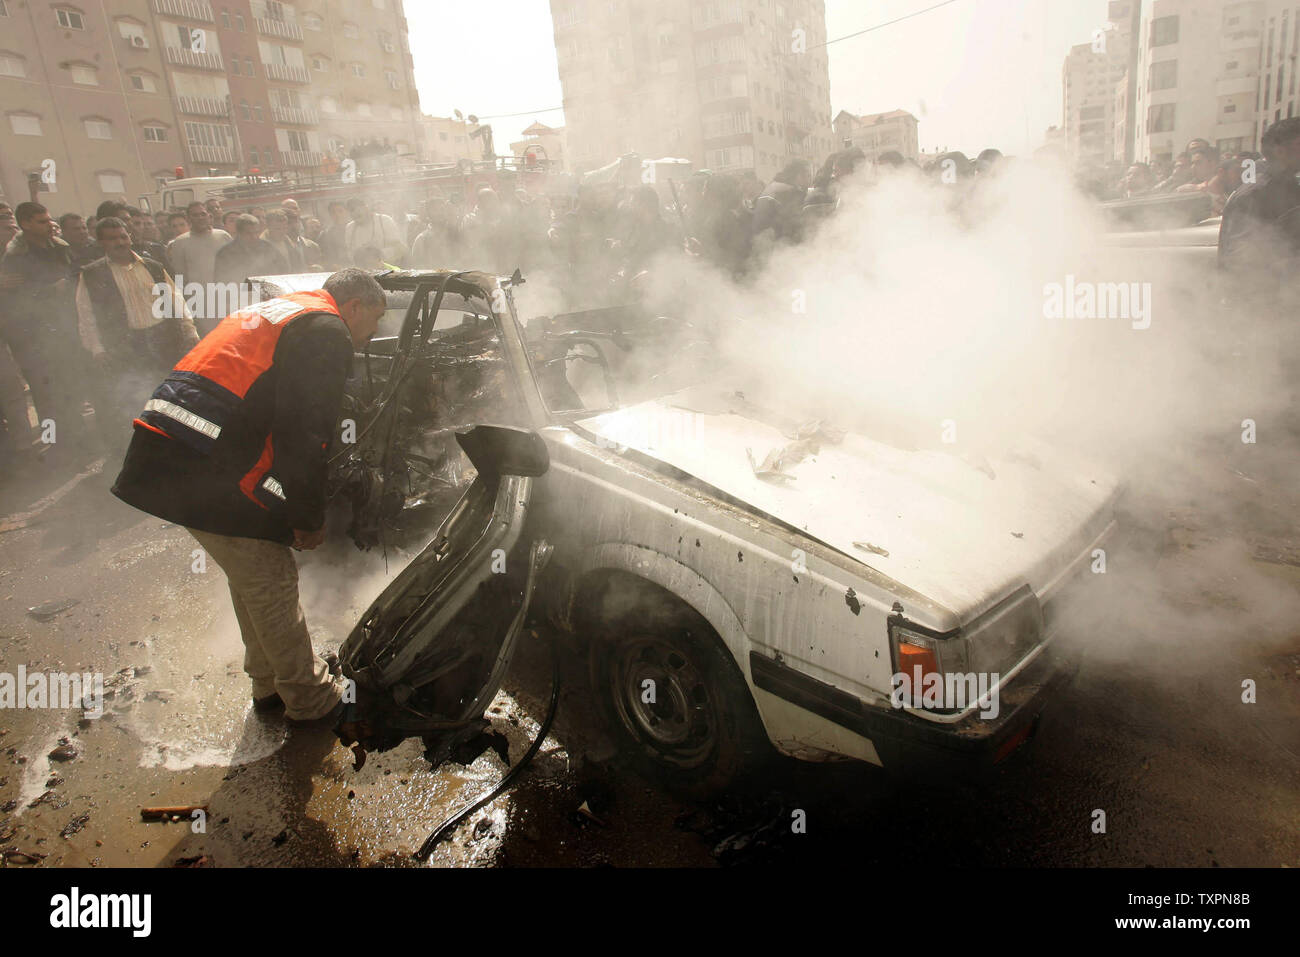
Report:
253,105,264,122
117,19,148,46
1224,103,1237,113
385,70,399,89
143,124,168,142
221,9,231,28
311,55,328,71
1150,15,1178,47
98,172,127,194
83,118,112,139
235,13,245,31
265,0,286,20
1146,102,1175,133
285,129,310,152
9,113,41,136
351,62,366,77
1149,59,1177,91
244,57,254,75
128,72,157,92
70,64,98,85
184,121,233,148
0,53,25,78
250,146,260,165
55,8,84,30
304,13,322,30
240,99,251,120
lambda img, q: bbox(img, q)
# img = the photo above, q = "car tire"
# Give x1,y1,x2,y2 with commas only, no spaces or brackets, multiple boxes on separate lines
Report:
588,596,770,799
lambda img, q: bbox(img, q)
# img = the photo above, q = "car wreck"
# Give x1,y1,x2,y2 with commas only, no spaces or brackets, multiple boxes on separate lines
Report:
248,268,1121,794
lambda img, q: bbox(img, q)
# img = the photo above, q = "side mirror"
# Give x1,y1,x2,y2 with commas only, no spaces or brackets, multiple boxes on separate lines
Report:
455,425,549,478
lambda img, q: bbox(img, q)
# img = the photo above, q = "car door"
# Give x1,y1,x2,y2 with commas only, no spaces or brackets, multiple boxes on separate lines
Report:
337,424,551,764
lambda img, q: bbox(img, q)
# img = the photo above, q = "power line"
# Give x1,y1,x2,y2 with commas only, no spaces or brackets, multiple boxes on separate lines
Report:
812,0,966,50
474,106,566,120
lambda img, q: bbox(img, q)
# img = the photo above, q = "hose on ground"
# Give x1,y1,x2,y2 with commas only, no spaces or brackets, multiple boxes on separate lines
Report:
414,639,560,862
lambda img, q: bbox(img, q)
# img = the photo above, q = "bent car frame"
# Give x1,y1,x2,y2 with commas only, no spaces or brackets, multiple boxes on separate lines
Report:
250,268,1120,794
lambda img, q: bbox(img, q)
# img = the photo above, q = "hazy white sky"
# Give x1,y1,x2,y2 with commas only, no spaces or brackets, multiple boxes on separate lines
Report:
406,0,1110,159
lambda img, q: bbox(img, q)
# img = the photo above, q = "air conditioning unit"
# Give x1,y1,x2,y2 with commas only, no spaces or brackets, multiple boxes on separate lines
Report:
131,35,148,48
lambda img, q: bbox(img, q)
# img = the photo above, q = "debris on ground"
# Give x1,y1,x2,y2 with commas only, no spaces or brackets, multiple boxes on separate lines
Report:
140,805,208,822
60,812,90,838
26,599,79,622
48,744,78,762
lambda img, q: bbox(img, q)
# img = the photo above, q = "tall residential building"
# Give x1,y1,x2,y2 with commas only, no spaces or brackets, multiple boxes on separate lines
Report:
1132,0,1264,165
1063,1,1137,171
831,109,919,163
548,0,835,181
1108,0,1143,164
1256,0,1300,145
0,0,422,212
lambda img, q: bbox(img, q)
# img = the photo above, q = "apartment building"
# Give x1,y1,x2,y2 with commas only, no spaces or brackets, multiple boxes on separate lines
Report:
549,0,835,182
831,109,919,162
0,0,421,212
1132,0,1264,165
1256,0,1300,145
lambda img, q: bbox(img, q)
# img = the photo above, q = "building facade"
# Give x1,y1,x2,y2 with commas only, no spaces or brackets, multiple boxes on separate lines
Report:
832,109,919,163
548,0,835,182
1063,5,1135,172
0,0,422,212
1256,0,1300,145
1131,0,1264,165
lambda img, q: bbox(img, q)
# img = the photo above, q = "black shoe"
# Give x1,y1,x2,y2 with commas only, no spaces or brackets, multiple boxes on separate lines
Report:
286,699,345,730
253,692,285,713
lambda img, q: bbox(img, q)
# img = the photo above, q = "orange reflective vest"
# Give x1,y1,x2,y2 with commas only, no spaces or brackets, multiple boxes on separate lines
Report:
135,289,341,511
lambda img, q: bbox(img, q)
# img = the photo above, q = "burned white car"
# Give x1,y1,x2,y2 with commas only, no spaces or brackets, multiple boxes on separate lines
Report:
252,269,1120,794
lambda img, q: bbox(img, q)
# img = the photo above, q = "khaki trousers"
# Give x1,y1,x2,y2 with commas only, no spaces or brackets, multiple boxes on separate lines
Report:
188,528,343,721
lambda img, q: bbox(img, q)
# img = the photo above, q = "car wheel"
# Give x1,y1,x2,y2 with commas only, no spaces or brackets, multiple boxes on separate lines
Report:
590,608,769,799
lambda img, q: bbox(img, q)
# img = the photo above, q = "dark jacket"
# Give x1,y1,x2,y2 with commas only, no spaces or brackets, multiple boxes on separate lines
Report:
214,238,289,286
0,234,76,334
112,311,353,543
78,255,198,368
751,180,807,242
1218,168,1300,271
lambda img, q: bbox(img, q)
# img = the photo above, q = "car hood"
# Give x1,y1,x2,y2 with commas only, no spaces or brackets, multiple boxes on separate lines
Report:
576,387,1119,621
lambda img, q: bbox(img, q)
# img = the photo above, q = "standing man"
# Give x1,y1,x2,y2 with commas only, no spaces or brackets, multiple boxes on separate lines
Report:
112,269,387,725
168,201,232,335
0,202,95,464
58,213,103,270
76,217,198,454
319,201,351,268
214,214,288,286
1219,117,1300,277
345,198,406,265
164,211,190,244
262,208,306,272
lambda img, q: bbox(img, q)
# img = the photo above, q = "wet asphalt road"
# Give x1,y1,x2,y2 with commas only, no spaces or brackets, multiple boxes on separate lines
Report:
0,446,1296,869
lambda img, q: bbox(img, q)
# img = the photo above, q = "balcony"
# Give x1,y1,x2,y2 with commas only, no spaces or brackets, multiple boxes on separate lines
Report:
188,143,236,165
264,62,311,83
272,104,319,125
256,17,304,42
152,0,213,22
165,46,225,71
280,150,322,168
175,95,229,117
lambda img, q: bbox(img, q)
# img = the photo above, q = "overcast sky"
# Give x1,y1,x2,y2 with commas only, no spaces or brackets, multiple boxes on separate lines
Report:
406,0,1109,159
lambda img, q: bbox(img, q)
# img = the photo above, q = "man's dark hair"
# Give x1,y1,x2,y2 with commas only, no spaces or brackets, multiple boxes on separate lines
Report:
234,213,260,232
95,216,129,238
57,212,84,229
95,200,127,220
1262,117,1300,152
324,267,386,306
169,211,188,224
124,206,143,218
186,201,208,216
14,202,47,225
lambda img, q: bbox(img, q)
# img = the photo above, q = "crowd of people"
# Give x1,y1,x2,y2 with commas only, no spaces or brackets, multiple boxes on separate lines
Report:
3,115,1299,480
